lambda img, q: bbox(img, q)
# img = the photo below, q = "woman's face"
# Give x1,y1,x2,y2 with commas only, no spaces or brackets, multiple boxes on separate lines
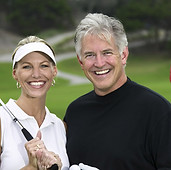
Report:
13,51,57,99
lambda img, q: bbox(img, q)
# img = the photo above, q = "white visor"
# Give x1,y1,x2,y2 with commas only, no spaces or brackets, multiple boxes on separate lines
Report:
12,42,56,68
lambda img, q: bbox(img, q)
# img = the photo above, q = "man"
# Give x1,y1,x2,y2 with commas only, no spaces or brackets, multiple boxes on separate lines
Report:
64,13,171,169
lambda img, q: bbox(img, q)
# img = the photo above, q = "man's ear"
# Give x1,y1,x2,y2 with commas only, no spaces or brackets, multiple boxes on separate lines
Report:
77,55,84,70
77,55,82,65
121,46,129,66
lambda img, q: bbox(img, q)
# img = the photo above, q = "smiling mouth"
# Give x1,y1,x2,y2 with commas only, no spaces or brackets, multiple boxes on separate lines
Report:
29,81,45,86
95,69,110,75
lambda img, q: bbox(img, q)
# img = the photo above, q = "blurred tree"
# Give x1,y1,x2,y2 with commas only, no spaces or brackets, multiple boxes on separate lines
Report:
2,0,73,35
116,0,171,42
68,0,118,16
0,0,10,28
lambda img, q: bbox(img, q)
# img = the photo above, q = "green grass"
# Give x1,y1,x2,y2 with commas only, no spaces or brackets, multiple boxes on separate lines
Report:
0,55,170,119
58,54,171,103
126,55,171,100
58,58,84,76
46,83,93,119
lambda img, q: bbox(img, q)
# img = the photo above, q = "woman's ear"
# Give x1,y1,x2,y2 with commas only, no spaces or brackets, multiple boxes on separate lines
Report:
12,69,18,81
53,66,58,77
121,46,129,66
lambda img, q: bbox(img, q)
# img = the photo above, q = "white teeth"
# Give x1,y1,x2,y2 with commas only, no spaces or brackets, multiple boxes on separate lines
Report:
95,69,109,75
30,82,44,86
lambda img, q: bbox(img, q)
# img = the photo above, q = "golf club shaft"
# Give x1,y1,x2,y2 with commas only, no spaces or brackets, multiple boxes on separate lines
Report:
0,99,58,170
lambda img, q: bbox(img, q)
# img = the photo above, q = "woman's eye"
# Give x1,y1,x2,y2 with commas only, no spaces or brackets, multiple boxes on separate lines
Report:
23,65,31,69
41,64,49,68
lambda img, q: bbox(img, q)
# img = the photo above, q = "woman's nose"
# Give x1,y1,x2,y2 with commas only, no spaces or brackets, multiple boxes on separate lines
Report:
32,68,41,78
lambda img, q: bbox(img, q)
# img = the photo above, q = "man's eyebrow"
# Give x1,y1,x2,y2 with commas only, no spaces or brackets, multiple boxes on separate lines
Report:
84,51,94,55
103,49,113,52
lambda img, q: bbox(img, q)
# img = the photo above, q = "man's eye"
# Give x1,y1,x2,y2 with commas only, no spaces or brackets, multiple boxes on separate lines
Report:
85,53,95,58
103,51,113,55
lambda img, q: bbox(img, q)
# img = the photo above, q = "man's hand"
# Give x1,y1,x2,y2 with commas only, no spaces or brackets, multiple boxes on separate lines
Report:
79,163,99,170
69,163,99,170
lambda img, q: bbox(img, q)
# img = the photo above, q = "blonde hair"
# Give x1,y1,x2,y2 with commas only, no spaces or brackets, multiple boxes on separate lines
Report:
12,36,55,65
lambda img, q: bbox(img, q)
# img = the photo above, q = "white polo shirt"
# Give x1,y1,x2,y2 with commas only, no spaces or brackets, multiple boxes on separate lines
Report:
0,99,69,170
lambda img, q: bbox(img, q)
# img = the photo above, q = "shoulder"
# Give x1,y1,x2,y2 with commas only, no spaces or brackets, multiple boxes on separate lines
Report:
63,91,94,121
68,90,94,106
49,113,62,123
129,80,171,110
65,90,94,115
49,112,66,130
0,99,14,118
44,106,65,128
130,80,169,100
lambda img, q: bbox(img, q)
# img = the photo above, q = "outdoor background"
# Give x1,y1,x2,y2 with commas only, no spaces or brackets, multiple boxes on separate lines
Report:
0,0,170,119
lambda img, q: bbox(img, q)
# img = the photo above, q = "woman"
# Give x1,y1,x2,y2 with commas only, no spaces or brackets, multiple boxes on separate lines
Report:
0,36,69,170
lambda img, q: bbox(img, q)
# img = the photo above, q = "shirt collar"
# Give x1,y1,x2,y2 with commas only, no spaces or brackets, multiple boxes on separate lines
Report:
6,99,55,128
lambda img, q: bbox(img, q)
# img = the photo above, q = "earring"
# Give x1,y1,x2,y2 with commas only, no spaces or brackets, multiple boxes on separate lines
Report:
16,82,21,88
52,79,56,86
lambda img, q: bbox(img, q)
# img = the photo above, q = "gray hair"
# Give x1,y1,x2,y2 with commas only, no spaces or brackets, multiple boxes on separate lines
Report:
74,13,128,59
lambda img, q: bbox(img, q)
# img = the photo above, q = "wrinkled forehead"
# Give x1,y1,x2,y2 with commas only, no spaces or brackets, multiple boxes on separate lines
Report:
82,30,115,47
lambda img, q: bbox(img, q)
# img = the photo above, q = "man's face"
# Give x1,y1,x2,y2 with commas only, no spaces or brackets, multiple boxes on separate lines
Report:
79,34,128,96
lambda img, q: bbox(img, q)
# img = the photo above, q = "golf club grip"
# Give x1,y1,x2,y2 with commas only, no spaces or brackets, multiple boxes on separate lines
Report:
22,128,59,170
22,128,34,141
48,164,59,170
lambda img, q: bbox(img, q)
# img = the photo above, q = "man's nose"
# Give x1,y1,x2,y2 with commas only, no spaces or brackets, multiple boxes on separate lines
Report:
94,54,105,68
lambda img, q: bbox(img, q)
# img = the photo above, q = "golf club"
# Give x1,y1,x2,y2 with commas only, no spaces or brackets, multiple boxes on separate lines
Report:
0,99,58,170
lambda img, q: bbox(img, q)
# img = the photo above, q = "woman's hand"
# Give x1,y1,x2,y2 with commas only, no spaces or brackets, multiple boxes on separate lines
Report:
24,131,46,169
24,131,62,170
36,149,62,170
